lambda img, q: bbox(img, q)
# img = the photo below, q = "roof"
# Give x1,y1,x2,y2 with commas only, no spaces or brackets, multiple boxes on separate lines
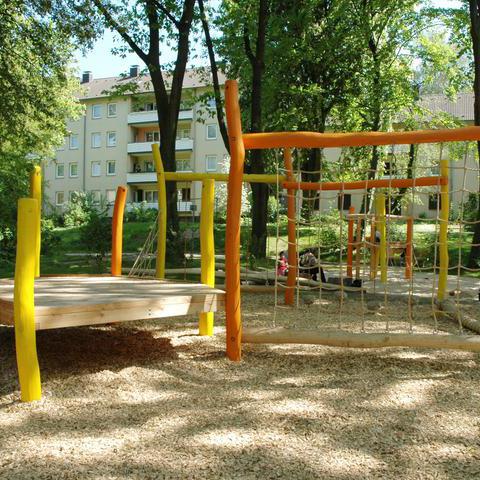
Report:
419,92,474,121
79,69,227,100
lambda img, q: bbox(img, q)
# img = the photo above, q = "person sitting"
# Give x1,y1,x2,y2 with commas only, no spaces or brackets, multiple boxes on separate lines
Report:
299,249,326,283
277,251,289,276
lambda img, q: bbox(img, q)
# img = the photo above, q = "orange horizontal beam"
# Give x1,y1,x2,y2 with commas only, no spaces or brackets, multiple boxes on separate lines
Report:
243,126,480,150
282,176,447,191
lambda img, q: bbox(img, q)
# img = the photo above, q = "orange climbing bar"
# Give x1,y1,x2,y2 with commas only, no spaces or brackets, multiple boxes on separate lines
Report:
284,148,297,306
111,186,127,276
224,80,244,361
243,126,480,150
282,176,447,192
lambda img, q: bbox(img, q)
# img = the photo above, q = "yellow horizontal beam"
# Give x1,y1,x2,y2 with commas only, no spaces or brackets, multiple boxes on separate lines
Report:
164,172,287,184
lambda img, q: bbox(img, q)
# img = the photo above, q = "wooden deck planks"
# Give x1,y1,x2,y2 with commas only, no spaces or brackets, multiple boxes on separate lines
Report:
0,276,225,330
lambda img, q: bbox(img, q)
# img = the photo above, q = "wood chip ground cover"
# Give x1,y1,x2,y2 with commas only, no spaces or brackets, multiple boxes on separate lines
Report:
1,292,479,479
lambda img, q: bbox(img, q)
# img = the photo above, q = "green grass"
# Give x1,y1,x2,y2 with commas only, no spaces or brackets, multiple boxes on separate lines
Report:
1,219,478,279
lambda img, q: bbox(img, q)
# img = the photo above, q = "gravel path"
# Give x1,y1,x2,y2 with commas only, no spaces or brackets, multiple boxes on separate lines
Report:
1,292,480,479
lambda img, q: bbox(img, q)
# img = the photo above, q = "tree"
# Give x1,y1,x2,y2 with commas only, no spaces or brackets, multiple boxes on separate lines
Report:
45,0,197,238
0,1,81,260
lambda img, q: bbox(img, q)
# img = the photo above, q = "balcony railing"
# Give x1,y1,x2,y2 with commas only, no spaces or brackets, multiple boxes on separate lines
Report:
127,109,193,124
127,138,193,154
126,201,194,212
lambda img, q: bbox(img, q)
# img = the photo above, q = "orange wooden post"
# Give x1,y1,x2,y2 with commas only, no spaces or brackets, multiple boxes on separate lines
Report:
405,217,413,279
346,206,355,278
284,148,297,305
111,186,127,276
224,80,244,361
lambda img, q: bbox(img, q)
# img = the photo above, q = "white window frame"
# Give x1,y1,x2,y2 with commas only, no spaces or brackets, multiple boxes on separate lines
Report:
92,104,102,119
69,163,78,178
107,131,116,147
107,103,117,118
55,191,65,206
69,134,79,150
146,131,160,142
206,124,217,140
55,164,65,179
91,190,101,205
91,161,101,177
106,160,116,176
106,189,116,204
144,190,158,203
176,158,192,172
205,155,217,172
91,132,101,149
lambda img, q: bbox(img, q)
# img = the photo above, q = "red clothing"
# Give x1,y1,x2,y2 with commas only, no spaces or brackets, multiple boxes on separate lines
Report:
277,257,288,276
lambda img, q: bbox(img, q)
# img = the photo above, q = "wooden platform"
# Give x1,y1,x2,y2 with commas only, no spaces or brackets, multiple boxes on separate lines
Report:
0,276,225,330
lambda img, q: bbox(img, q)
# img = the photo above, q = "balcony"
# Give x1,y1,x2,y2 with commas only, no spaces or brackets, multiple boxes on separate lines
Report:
127,138,193,155
127,109,193,125
126,171,156,184
126,201,194,212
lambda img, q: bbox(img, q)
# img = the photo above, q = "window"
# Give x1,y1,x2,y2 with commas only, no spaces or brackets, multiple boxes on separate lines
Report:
429,193,441,210
55,191,65,205
55,164,65,178
106,189,116,204
69,134,79,149
69,163,78,178
177,158,192,171
69,191,76,202
91,161,101,177
144,102,157,111
337,193,352,211
176,128,191,140
91,132,101,148
180,188,191,201
207,98,216,109
206,124,217,140
107,131,117,147
431,165,440,175
206,155,217,172
106,160,116,175
145,190,158,203
146,131,160,142
145,161,154,172
57,138,66,151
91,190,101,205
107,103,117,117
92,104,102,119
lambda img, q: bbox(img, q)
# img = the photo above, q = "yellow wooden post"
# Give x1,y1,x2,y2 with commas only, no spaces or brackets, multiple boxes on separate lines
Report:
152,143,167,279
14,198,42,402
199,179,215,336
375,193,387,283
29,166,41,278
438,158,449,300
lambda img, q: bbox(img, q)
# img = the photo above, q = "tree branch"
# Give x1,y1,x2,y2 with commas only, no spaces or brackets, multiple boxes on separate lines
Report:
198,0,229,152
152,0,180,28
92,0,148,63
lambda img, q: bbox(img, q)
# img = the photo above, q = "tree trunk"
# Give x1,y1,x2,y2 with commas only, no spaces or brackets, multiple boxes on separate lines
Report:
468,0,480,268
392,143,416,214
245,0,269,258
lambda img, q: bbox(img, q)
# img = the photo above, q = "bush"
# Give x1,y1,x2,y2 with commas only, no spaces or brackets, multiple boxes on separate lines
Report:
79,208,111,272
64,191,98,227
125,202,157,223
41,218,61,254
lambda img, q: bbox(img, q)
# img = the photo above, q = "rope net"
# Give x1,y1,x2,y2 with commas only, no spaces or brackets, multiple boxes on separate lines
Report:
269,140,480,337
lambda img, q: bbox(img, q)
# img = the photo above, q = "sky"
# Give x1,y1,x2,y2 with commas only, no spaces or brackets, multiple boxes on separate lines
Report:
74,0,463,79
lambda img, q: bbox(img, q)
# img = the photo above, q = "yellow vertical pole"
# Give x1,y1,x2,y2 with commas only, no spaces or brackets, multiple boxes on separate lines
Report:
29,166,41,278
152,143,167,279
14,198,41,402
199,179,215,336
375,193,387,283
111,186,127,276
438,158,449,300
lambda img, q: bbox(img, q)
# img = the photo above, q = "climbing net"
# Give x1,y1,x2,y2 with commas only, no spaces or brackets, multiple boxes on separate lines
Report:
267,140,480,339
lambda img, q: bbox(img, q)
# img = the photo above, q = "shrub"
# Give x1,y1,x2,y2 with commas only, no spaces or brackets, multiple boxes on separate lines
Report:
64,191,98,227
79,208,111,272
41,218,61,254
125,202,157,222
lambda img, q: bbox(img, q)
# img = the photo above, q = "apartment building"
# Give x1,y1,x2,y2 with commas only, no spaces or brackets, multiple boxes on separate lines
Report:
46,73,479,220
44,66,229,215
